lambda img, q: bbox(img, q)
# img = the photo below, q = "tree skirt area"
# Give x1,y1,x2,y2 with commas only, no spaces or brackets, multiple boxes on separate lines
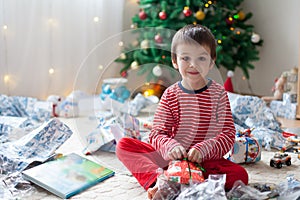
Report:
22,118,300,200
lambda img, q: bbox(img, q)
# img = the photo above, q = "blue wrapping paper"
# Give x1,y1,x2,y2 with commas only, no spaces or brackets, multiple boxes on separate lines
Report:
0,94,51,122
228,93,289,150
83,113,141,154
283,93,297,104
0,118,73,174
230,95,281,131
270,100,296,120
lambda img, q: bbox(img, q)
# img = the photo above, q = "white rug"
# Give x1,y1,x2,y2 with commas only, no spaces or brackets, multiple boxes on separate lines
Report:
24,117,300,200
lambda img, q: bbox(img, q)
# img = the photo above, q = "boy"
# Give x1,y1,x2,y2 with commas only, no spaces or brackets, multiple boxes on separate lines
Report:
116,24,248,199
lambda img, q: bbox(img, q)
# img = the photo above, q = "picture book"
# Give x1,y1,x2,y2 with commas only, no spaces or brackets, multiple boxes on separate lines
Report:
22,153,115,199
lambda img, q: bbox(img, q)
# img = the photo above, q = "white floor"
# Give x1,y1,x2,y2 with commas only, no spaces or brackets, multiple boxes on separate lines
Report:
24,117,300,200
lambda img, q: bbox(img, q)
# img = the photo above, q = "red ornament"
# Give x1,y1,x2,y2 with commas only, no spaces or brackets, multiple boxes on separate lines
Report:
139,10,147,20
183,7,192,17
121,71,128,77
159,11,167,20
226,17,234,25
154,34,163,43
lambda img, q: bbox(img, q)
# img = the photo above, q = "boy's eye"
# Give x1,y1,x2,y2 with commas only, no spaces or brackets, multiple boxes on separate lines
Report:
199,56,208,61
181,56,190,61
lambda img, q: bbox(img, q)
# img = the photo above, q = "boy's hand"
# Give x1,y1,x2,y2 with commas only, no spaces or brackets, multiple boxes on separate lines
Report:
187,148,202,163
168,145,187,160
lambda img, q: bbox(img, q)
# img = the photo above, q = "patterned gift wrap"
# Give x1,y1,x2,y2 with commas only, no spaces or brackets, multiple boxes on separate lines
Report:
270,100,296,120
283,93,297,104
164,159,205,184
229,134,262,164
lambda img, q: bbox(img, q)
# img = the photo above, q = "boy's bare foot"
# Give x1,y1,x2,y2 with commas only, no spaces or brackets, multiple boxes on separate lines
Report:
147,182,158,200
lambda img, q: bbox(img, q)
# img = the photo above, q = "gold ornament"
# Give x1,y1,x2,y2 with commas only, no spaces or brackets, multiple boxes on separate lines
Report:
195,10,205,20
238,11,245,20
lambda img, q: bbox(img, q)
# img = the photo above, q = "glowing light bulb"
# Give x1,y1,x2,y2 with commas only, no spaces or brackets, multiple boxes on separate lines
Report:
205,3,209,7
98,65,103,70
49,68,55,74
143,89,154,97
230,27,235,31
217,39,222,44
93,17,100,22
4,75,10,84
3,25,8,30
242,76,246,80
48,18,54,24
208,1,212,4
119,41,124,47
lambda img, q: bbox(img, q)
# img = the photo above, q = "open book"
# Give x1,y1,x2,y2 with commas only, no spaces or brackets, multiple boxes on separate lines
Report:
22,153,115,199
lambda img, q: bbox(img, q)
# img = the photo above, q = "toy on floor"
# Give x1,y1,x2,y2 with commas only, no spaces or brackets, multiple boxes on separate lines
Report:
47,95,62,117
280,135,300,152
270,152,291,169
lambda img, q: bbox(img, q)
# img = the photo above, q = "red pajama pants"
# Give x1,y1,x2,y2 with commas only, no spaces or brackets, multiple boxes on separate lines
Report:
116,137,248,191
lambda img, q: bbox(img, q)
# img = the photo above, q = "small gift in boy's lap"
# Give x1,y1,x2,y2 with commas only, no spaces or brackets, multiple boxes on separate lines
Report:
164,159,205,185
152,159,206,200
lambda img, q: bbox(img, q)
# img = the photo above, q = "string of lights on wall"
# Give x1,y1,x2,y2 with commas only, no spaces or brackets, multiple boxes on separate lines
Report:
1,0,10,95
0,2,125,98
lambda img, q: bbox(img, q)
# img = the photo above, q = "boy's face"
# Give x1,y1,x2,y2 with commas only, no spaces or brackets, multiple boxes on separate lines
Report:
172,43,214,89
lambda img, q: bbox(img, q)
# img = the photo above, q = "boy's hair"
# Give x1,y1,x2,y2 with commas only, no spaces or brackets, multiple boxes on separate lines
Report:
171,24,217,62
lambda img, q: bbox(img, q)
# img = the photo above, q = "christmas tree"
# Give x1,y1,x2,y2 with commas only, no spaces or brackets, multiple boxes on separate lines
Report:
115,0,262,82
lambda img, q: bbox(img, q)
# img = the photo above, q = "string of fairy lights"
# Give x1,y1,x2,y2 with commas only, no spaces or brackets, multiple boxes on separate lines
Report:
1,0,10,95
0,1,122,98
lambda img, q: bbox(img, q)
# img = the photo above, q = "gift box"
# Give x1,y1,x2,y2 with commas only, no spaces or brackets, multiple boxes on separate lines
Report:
164,159,205,184
228,131,262,164
283,93,297,104
270,100,297,120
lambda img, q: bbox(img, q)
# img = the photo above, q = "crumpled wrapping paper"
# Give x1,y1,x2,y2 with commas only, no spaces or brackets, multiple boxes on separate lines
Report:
0,118,73,199
0,116,32,143
228,93,289,150
0,94,51,122
0,118,73,174
83,113,140,154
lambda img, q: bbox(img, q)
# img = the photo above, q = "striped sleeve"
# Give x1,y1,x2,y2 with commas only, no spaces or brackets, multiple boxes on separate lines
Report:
149,87,181,160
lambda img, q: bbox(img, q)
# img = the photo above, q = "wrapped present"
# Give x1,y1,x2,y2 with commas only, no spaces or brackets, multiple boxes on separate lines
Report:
283,93,297,104
270,100,296,120
229,129,262,163
164,159,205,185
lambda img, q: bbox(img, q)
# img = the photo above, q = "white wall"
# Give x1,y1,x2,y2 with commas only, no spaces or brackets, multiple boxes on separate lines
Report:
123,0,300,96
240,0,300,96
